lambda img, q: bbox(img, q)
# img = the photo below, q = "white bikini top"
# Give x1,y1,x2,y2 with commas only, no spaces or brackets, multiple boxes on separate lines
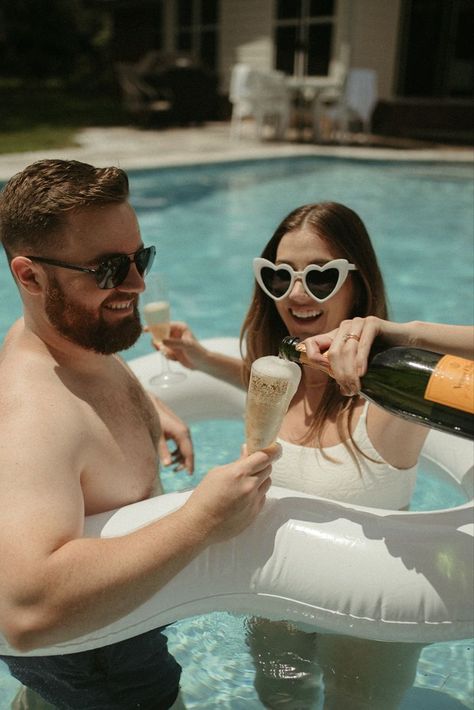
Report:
272,402,417,510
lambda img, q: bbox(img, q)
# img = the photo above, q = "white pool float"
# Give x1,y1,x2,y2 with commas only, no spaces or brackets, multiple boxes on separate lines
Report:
1,338,472,657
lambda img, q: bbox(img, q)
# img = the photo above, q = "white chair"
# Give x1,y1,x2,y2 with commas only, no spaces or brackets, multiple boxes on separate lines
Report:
344,68,378,132
327,41,351,95
311,44,350,140
229,64,253,139
313,68,378,140
229,64,291,141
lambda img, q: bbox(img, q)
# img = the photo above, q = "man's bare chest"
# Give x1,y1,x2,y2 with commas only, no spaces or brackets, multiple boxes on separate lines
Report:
75,373,161,514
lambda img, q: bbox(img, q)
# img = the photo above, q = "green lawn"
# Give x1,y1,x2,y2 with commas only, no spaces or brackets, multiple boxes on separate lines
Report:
0,83,129,154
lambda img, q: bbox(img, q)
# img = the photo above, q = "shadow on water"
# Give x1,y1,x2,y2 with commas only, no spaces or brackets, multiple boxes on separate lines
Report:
128,157,353,211
128,157,474,212
401,686,470,709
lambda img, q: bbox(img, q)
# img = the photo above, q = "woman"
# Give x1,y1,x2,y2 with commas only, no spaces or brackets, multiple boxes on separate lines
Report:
157,202,470,708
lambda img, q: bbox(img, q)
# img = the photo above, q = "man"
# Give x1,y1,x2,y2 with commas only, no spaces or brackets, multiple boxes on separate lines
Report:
0,159,279,709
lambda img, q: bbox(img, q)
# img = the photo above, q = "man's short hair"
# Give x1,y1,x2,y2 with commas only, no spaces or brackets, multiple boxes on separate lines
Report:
0,159,129,256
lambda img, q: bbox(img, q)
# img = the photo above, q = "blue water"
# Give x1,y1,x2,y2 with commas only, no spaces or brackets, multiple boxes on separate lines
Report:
0,157,473,708
1,157,474,347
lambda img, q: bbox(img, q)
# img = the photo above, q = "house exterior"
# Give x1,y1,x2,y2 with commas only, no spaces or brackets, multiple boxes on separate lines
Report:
107,0,473,142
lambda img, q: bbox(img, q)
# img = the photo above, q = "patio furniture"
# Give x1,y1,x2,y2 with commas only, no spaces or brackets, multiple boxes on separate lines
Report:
229,64,292,141
288,43,350,140
313,68,378,140
286,74,343,139
116,54,219,126
155,63,219,125
115,62,173,125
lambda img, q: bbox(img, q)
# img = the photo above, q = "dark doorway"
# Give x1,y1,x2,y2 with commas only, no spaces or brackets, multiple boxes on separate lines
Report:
398,0,474,98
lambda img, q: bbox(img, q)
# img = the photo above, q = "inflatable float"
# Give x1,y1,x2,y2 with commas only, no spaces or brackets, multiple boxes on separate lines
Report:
1,338,472,657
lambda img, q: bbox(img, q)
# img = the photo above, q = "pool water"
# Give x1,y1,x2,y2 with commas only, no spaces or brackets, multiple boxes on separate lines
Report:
0,156,473,708
1,157,474,345
166,418,474,710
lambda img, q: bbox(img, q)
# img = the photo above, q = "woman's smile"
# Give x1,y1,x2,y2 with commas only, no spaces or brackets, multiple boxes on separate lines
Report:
275,229,355,337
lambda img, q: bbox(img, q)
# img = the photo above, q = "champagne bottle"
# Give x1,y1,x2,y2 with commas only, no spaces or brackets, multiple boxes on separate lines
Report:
279,336,474,440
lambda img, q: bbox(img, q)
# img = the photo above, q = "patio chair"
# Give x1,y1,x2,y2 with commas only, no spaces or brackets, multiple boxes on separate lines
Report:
229,64,291,141
311,44,350,140
312,68,378,140
344,68,378,132
115,62,173,125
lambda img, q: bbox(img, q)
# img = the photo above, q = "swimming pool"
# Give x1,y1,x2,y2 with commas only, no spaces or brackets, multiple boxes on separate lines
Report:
0,156,473,708
1,157,473,347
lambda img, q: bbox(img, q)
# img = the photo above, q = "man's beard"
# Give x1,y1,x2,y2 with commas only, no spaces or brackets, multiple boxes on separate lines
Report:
44,276,142,355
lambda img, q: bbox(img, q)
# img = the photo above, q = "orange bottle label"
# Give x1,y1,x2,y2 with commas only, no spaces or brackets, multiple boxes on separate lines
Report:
424,355,474,414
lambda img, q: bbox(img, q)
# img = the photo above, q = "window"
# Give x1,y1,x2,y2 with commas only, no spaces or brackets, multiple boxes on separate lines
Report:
175,0,219,71
275,0,335,76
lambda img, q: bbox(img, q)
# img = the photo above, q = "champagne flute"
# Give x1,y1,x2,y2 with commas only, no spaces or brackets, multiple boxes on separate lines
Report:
142,274,187,387
245,356,301,454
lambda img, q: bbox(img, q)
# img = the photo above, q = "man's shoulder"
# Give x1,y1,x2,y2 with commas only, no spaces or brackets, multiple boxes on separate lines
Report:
0,341,80,420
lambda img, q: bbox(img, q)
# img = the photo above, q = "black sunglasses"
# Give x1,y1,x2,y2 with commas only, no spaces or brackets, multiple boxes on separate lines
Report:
26,246,156,289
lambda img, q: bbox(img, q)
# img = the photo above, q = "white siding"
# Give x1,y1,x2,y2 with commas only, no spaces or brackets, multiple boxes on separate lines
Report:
349,0,402,99
219,0,274,91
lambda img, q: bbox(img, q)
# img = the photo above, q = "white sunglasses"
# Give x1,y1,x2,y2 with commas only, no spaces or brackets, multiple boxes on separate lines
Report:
253,257,357,303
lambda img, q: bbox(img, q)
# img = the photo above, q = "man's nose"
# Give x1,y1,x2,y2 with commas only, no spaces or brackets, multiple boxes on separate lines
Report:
116,262,146,293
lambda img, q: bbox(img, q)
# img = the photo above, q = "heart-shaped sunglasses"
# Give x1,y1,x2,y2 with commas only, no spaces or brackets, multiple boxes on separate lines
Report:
253,257,357,303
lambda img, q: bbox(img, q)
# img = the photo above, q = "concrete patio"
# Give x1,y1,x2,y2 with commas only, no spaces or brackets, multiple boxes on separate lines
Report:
0,121,472,181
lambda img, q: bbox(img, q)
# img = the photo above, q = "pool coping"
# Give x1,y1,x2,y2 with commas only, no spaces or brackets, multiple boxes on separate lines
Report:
0,123,473,181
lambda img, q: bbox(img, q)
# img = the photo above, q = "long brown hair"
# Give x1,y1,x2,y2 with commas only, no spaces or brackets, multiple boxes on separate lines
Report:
240,202,389,453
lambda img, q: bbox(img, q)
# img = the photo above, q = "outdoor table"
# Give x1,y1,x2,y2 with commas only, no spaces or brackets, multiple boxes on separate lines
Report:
284,75,341,140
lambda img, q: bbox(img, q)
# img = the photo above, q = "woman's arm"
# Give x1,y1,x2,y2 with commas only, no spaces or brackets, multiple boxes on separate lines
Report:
303,317,474,396
391,321,474,358
149,321,245,390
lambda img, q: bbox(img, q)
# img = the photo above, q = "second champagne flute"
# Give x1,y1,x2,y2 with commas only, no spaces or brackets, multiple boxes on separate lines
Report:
142,274,187,387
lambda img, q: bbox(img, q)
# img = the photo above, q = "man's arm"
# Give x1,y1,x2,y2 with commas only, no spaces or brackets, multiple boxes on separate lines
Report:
0,394,278,652
149,393,194,473
119,354,194,473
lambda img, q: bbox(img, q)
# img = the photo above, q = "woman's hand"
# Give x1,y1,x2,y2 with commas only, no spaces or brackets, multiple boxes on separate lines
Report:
303,318,474,396
303,316,393,396
145,321,210,371
145,321,245,389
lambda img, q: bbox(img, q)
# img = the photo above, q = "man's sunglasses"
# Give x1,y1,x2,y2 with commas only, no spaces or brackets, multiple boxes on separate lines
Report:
253,257,357,303
26,246,156,289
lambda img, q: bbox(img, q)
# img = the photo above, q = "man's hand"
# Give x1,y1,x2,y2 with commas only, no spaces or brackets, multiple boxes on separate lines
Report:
183,443,281,543
150,395,194,474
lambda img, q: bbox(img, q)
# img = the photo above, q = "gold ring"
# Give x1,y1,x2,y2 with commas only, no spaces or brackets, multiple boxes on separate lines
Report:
343,333,360,343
